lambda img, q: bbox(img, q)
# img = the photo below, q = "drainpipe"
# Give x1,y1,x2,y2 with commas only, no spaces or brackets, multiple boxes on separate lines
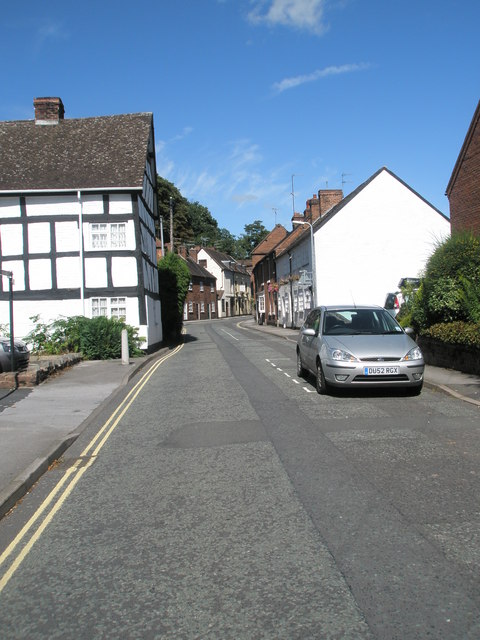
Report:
77,191,85,316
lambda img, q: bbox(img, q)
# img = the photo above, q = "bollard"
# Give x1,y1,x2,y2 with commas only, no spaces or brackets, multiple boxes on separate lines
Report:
121,329,129,365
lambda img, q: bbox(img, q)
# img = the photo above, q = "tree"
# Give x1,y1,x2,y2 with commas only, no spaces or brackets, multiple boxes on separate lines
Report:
156,176,193,249
158,252,190,340
236,220,269,259
214,228,237,256
188,201,219,245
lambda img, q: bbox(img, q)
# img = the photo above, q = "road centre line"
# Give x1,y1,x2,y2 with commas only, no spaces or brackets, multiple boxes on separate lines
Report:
0,344,184,594
265,358,314,393
220,329,239,340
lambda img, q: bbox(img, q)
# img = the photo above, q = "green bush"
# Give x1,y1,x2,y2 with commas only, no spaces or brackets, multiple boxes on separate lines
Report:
158,251,190,340
411,232,480,330
421,321,480,349
24,314,144,359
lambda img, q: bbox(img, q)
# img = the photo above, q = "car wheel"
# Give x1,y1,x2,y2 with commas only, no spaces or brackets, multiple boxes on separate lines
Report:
316,360,329,395
297,351,306,378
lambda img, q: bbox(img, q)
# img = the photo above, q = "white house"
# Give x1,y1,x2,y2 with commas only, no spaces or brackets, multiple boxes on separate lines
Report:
0,97,162,350
195,247,251,318
276,167,451,327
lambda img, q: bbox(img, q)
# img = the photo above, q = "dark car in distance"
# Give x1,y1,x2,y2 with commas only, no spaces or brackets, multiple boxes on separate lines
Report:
0,337,30,373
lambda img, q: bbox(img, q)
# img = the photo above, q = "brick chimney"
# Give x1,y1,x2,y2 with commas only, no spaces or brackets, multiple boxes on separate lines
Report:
34,97,65,125
189,247,199,262
305,194,320,222
317,189,343,216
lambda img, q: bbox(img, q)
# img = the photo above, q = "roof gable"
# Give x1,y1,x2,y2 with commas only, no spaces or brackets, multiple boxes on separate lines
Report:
0,112,153,192
311,167,448,232
446,100,480,196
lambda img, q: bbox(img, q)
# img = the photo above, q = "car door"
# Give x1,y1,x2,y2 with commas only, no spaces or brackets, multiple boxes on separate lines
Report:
301,309,321,371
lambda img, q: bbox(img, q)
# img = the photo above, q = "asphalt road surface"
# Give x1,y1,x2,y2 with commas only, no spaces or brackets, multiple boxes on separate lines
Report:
0,318,479,639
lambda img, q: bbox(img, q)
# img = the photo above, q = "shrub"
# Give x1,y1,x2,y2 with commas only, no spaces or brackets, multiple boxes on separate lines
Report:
421,321,480,349
24,314,144,359
410,232,480,330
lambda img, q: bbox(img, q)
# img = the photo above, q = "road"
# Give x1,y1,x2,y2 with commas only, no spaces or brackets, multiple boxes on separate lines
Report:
0,318,479,639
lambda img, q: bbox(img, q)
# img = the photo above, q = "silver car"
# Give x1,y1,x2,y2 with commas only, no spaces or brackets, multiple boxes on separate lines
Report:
0,337,30,373
296,306,424,395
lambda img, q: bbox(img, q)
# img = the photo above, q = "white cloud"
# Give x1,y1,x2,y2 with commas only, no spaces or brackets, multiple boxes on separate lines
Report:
272,62,371,93
248,0,329,35
36,21,68,45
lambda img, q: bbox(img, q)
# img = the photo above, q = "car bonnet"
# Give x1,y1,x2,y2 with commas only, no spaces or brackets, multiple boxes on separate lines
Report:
324,333,418,360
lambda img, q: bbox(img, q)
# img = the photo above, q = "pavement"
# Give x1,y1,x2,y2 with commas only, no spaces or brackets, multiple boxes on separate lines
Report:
0,319,479,520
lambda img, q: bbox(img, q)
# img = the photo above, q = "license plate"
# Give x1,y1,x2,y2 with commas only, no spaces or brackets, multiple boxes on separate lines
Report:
364,365,399,376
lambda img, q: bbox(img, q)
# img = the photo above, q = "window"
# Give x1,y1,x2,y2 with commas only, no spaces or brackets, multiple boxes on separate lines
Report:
188,301,193,313
110,297,126,319
200,281,204,292
91,223,126,249
210,283,214,292
188,281,193,291
200,302,205,313
91,297,126,319
211,302,215,314
92,298,107,317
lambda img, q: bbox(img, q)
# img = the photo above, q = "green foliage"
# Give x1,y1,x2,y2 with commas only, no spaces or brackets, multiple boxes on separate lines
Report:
215,228,237,255
188,201,219,244
410,232,480,330
24,314,144,358
422,321,480,349
236,220,269,259
158,252,190,340
80,317,144,359
0,322,10,337
156,174,271,259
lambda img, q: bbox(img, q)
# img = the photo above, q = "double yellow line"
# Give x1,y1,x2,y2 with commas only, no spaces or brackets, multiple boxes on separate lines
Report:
0,344,183,594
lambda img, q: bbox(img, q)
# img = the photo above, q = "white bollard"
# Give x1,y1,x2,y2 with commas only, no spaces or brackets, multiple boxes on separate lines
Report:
121,329,129,365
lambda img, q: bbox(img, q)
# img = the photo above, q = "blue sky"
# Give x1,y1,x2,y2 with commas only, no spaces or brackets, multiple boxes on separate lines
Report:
1,0,479,236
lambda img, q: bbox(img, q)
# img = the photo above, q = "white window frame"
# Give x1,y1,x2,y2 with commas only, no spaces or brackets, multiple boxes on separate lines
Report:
91,223,127,249
91,296,126,319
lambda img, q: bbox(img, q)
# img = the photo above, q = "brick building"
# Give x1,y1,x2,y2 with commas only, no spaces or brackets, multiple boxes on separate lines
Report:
179,250,217,321
251,224,288,324
446,99,480,235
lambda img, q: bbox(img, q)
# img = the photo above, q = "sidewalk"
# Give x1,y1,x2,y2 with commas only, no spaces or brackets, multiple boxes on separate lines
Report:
0,353,159,520
1,323,479,521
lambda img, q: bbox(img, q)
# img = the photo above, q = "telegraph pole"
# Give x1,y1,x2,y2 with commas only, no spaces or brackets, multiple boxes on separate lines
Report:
169,197,174,252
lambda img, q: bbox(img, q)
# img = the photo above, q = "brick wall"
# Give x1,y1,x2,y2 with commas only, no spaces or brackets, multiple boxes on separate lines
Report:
448,107,480,236
185,277,217,320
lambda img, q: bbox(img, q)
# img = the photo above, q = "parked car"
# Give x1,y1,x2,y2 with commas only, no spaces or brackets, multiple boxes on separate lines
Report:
384,278,421,317
296,305,424,395
0,337,30,373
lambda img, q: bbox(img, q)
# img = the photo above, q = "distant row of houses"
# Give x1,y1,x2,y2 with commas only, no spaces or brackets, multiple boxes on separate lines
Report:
1,96,479,345
249,100,480,329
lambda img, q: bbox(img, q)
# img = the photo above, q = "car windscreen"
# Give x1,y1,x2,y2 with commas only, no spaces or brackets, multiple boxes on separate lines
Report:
323,309,403,335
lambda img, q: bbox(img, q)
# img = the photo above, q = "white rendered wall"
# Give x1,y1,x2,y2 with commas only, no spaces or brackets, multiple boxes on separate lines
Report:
314,170,450,307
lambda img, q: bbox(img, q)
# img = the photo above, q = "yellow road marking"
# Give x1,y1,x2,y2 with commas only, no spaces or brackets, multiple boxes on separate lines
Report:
0,344,183,594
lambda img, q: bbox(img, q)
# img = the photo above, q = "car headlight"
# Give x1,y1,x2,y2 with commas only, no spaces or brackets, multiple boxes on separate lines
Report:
403,346,423,361
329,348,358,362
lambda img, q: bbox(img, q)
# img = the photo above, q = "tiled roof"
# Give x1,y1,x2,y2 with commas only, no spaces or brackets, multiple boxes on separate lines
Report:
0,112,153,192
184,256,216,280
202,247,249,274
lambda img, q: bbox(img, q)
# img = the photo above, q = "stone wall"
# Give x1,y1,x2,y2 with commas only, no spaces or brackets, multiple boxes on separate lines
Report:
418,336,480,375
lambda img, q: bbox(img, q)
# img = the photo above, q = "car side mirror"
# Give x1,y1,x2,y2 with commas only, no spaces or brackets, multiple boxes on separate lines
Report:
404,327,415,337
301,328,316,337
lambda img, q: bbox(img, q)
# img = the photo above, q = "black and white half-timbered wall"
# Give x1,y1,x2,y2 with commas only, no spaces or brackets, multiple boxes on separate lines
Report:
0,97,162,351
